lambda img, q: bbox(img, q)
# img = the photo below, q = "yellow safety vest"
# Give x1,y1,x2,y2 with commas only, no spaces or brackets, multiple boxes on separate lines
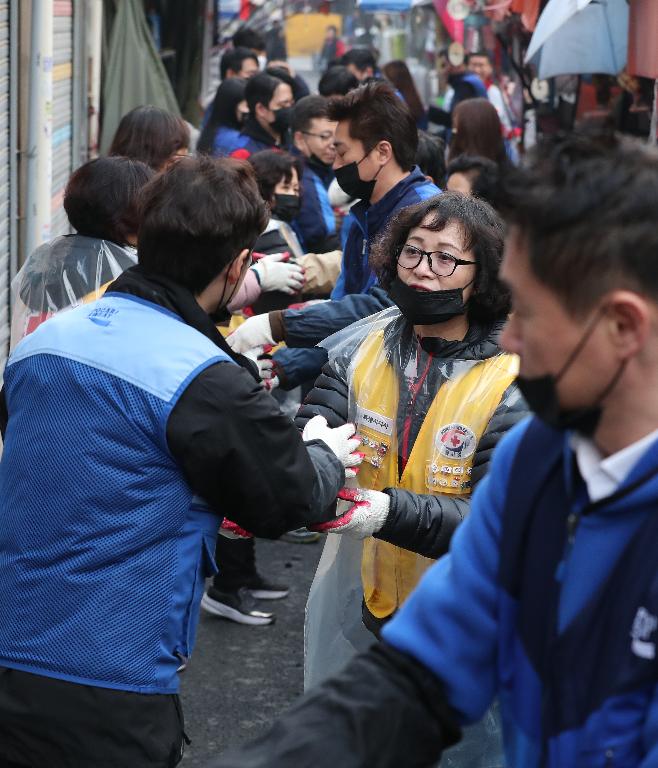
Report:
352,329,519,620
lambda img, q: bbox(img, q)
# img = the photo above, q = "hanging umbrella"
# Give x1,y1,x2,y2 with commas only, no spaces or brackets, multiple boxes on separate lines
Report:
525,0,629,80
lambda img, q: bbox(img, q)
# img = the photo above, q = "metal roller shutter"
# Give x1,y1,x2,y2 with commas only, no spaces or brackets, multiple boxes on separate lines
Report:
51,0,74,239
0,0,10,373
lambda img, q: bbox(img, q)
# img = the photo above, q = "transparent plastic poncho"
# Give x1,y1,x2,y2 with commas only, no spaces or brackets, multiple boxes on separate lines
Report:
305,307,506,768
10,235,137,348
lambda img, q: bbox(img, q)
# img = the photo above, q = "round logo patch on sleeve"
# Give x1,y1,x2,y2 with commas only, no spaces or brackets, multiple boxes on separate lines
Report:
436,423,477,460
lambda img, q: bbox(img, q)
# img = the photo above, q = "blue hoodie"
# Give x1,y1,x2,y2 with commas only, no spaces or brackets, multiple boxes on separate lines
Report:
384,417,658,767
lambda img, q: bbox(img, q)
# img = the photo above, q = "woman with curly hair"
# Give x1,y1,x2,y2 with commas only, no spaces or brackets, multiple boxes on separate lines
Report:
299,193,525,764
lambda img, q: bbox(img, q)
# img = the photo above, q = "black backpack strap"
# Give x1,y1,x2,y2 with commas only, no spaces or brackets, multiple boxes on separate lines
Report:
497,417,566,597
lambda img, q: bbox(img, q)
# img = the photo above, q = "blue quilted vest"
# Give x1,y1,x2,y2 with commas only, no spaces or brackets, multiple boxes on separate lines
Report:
0,293,233,694
498,419,658,766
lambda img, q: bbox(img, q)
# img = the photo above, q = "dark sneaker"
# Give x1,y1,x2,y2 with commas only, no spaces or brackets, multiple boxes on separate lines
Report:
244,573,290,600
201,586,274,626
280,527,321,544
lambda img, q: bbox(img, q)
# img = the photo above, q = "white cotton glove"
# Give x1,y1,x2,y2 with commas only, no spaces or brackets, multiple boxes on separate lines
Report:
312,487,390,539
243,347,280,391
251,253,305,295
302,415,363,470
227,313,275,354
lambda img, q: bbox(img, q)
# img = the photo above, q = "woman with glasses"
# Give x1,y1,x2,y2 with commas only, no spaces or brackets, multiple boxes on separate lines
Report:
300,192,527,766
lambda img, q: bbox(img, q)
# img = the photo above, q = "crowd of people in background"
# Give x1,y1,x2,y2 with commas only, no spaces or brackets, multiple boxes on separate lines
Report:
3,14,658,768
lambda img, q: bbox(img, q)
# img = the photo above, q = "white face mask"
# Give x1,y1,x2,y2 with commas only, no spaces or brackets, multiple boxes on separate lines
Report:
258,55,267,70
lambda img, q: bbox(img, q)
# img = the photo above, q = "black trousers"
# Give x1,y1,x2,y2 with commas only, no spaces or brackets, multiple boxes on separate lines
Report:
212,535,258,590
0,667,185,768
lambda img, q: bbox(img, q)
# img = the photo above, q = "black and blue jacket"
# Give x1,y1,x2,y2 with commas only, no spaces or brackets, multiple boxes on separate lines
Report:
386,417,658,767
229,117,280,159
331,166,439,299
209,418,658,768
293,159,339,254
272,169,439,388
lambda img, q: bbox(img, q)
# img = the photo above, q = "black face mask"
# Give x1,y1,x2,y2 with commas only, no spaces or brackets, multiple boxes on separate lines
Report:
389,277,470,325
516,308,625,436
273,193,301,223
209,305,231,324
271,106,292,136
335,152,382,202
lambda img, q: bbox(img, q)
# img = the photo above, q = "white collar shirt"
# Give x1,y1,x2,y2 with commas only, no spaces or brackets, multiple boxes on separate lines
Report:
571,428,658,504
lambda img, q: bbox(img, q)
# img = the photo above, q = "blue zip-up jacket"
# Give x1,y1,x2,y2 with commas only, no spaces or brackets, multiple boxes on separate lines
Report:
229,117,280,159
331,166,439,299
293,160,339,254
212,125,248,157
384,417,658,767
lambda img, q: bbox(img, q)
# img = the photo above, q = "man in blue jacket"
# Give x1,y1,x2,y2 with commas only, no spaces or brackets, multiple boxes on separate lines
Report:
209,130,658,767
291,95,340,254
229,81,439,387
0,156,358,768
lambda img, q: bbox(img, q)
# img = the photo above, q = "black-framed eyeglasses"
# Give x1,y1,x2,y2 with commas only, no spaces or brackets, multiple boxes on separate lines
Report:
302,130,334,143
396,243,476,277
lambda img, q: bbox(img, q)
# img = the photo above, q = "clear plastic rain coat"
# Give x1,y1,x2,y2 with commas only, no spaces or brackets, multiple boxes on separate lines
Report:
305,307,522,768
10,235,137,348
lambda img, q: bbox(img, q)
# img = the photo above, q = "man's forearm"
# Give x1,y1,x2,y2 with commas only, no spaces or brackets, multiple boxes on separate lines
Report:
275,290,392,348
207,643,461,768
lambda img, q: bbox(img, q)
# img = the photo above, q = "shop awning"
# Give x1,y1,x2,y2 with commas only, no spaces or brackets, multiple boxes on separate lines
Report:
357,0,413,12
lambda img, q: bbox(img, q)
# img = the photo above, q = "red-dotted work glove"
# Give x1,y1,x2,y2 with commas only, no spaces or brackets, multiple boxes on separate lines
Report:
219,518,254,540
243,347,279,390
312,487,391,539
227,314,275,354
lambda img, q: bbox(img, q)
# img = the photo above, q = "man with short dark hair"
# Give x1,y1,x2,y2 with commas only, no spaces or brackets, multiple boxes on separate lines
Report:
0,156,357,767
228,82,439,389
232,26,266,59
209,130,658,768
219,46,259,80
428,52,488,129
318,65,359,98
229,72,294,158
466,51,512,133
232,25,310,101
341,48,377,82
291,95,340,254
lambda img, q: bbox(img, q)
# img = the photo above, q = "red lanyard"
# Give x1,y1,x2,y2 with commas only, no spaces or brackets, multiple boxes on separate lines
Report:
400,350,433,473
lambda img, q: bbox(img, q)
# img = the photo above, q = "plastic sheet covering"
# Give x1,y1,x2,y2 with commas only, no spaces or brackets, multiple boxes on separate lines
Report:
305,307,505,767
10,235,137,348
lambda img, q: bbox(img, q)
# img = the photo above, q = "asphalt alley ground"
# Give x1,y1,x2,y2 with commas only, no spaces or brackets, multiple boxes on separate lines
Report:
180,536,324,765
